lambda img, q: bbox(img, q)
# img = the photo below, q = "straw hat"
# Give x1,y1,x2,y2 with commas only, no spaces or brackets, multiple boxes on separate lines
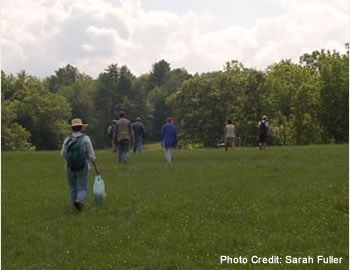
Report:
68,118,88,130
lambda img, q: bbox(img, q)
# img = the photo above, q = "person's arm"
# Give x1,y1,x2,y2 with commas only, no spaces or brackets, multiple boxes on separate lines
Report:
131,131,135,145
84,136,101,174
174,126,178,145
91,160,101,175
61,136,70,159
128,122,135,145
223,127,227,140
161,125,165,146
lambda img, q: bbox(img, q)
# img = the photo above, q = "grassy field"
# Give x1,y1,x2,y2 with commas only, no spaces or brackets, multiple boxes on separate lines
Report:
2,145,348,269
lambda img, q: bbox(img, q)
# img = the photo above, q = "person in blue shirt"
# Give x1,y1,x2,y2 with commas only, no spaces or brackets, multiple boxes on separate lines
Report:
161,117,177,163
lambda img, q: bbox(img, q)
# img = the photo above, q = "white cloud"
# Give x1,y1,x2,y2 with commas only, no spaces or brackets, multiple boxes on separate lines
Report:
81,44,96,52
1,0,348,78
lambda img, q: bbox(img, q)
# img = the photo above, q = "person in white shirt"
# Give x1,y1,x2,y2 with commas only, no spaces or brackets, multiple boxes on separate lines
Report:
224,120,236,151
61,118,100,211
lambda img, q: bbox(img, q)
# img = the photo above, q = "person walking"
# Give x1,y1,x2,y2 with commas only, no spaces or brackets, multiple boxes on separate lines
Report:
258,115,270,150
108,120,118,152
132,117,146,153
112,111,134,164
61,118,100,211
161,117,177,163
224,120,236,151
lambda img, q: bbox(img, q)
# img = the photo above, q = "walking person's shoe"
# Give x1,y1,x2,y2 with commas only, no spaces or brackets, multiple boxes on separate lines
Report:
74,200,84,211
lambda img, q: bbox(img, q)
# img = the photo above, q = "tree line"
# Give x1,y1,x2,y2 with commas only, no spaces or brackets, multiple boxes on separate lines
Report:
2,45,348,150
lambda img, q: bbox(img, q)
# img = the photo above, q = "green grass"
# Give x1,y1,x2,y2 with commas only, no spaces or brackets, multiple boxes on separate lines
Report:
2,145,349,269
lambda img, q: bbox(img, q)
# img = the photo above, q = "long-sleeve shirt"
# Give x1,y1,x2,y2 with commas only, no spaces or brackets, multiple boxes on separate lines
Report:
161,124,177,148
132,121,145,138
61,132,96,169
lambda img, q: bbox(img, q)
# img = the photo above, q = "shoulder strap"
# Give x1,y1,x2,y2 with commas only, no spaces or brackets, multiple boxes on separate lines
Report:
67,134,85,150
65,135,73,147
77,134,86,144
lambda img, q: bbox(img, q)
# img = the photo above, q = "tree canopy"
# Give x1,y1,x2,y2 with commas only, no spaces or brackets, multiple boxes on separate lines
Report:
2,45,348,150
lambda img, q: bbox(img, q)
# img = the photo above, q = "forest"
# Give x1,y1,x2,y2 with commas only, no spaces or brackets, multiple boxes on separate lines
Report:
1,45,348,150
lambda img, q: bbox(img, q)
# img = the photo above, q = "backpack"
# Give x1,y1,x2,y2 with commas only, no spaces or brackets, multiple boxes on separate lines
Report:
66,134,87,171
259,121,268,135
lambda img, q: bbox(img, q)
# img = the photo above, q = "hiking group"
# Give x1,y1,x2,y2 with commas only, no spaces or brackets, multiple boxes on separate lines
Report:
61,113,177,211
108,111,176,164
61,114,269,211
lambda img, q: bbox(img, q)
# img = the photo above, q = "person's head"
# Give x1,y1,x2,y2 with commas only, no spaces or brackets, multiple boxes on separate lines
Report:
167,117,172,123
136,117,141,122
68,118,88,132
120,111,125,118
262,115,267,120
227,120,232,124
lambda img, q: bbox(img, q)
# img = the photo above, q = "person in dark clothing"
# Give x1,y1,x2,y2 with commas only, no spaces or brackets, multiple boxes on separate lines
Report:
112,111,134,164
258,115,270,150
132,117,146,153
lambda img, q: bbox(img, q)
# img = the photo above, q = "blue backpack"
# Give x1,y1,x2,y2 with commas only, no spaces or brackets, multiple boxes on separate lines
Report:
66,134,87,171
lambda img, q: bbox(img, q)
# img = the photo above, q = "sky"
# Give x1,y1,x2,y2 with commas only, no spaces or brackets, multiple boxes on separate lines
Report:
1,0,348,78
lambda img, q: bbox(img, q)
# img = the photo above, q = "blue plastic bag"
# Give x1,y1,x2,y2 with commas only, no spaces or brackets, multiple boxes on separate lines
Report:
93,174,106,204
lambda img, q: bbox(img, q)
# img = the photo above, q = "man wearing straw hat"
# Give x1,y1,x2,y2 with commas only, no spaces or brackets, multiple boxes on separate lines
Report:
61,118,100,211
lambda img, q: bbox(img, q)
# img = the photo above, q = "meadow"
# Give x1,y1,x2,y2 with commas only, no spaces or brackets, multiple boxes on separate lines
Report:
2,144,348,269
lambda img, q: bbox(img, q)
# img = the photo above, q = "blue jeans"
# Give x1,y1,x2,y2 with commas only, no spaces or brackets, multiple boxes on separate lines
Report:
133,136,143,153
118,139,130,164
65,164,89,206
